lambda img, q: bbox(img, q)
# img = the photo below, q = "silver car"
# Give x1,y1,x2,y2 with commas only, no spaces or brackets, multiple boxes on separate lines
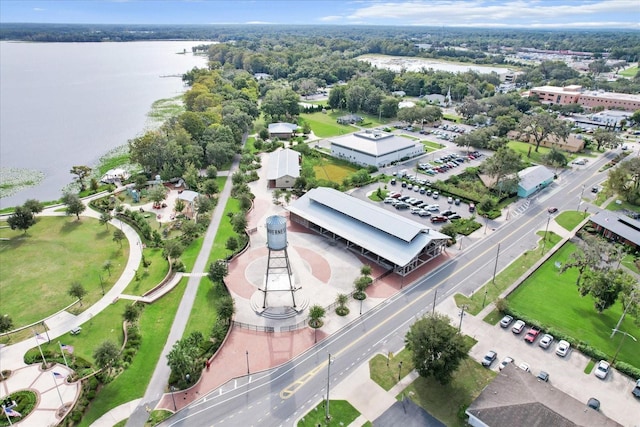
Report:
539,334,554,349
556,340,570,357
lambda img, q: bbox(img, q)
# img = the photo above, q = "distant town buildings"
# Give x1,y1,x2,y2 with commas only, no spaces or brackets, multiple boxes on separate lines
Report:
529,85,640,111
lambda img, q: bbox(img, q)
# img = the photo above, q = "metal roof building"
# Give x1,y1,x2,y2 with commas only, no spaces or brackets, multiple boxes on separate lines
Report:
329,130,424,168
286,187,449,276
590,210,640,249
517,165,555,198
267,148,301,189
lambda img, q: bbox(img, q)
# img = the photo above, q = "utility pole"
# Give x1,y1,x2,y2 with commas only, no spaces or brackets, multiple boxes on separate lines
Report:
541,214,551,254
325,353,334,422
492,243,501,287
577,184,585,211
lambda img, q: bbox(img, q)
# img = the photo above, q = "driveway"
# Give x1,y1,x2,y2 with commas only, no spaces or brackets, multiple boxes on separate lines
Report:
438,298,639,426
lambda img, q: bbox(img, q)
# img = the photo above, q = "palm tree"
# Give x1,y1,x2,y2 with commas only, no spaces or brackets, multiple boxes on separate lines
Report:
335,293,349,316
308,305,325,343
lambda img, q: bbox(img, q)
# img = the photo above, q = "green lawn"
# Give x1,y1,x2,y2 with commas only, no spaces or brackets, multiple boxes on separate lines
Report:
182,280,220,339
310,156,359,183
507,241,640,368
206,197,242,267
300,111,357,138
507,140,577,165
422,140,445,150
123,248,169,295
554,211,588,232
369,350,415,391
621,253,639,274
619,65,638,78
404,358,495,427
606,198,640,213
79,278,187,426
0,216,128,328
297,400,360,427
456,231,562,315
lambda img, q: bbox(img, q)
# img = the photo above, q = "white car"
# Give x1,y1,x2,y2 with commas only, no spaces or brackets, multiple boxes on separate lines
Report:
539,334,554,349
518,362,530,372
499,356,514,371
556,340,570,357
594,360,610,379
383,197,394,204
512,320,526,334
425,204,440,212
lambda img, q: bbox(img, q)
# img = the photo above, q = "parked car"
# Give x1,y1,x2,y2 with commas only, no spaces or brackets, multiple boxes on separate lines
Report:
383,197,394,204
482,350,497,367
499,315,513,328
547,207,558,214
417,210,431,217
539,334,554,349
632,379,640,398
499,356,514,371
448,214,462,220
524,327,540,343
591,186,598,193
512,320,526,334
537,371,549,382
469,203,476,213
594,360,610,379
430,215,448,223
556,340,570,357
432,191,440,199
587,398,600,411
425,204,440,212
390,179,396,185
518,362,530,372
440,209,456,217
454,198,461,205
395,203,410,210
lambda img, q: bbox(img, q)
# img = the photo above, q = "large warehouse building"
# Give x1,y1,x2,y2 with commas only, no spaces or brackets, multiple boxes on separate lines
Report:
286,187,449,276
329,129,424,168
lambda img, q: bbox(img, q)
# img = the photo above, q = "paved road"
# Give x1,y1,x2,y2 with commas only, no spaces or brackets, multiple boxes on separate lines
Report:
159,146,638,426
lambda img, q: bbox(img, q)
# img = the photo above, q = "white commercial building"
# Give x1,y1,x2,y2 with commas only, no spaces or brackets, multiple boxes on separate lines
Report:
329,130,424,168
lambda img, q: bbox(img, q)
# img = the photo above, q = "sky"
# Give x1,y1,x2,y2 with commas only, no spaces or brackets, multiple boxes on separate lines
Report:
0,0,638,29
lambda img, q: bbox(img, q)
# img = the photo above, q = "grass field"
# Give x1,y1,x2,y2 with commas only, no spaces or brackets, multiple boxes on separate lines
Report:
606,198,640,213
456,231,562,315
79,278,187,427
306,155,359,183
554,211,588,232
206,197,242,267
619,65,638,78
183,279,220,339
507,241,640,368
370,350,415,391
405,358,495,427
621,253,639,274
507,140,577,165
297,400,360,427
0,216,128,327
300,111,357,138
422,140,445,150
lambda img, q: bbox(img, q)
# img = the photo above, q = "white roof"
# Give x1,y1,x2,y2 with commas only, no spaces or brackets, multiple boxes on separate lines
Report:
268,122,299,134
177,190,199,203
286,187,448,267
518,165,554,192
330,131,421,157
267,148,300,180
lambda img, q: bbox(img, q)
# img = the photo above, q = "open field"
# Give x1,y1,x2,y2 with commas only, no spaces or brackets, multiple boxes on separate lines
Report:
122,248,169,295
298,400,360,427
507,241,639,368
554,211,588,231
79,278,187,427
307,155,359,183
0,216,128,327
300,111,357,138
507,140,577,165
619,65,638,78
606,198,640,213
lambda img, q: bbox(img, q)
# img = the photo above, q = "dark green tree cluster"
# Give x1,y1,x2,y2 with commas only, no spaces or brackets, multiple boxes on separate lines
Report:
7,199,43,234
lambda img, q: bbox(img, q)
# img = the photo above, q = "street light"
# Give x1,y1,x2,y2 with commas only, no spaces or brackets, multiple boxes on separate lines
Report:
577,184,585,211
611,329,637,363
458,305,467,332
245,350,250,375
325,353,335,422
541,214,551,254
398,361,403,381
170,386,177,411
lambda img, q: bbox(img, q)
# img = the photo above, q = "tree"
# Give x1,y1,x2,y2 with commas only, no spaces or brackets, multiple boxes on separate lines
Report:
113,229,126,248
230,212,247,235
7,206,36,234
0,315,13,333
542,147,568,171
225,236,239,254
439,223,458,244
578,268,634,313
561,234,606,287
23,199,44,214
163,239,184,259
335,293,349,316
93,340,120,372
148,185,168,205
592,129,620,151
200,179,219,198
481,147,523,197
261,88,300,122
62,192,86,220
354,275,372,299
123,304,142,324
360,265,372,277
174,198,186,214
103,259,113,277
217,295,235,324
404,313,468,385
208,260,228,284
99,211,112,229
70,165,92,191
308,304,325,342
516,113,568,152
68,281,87,305
166,332,203,383
456,96,484,120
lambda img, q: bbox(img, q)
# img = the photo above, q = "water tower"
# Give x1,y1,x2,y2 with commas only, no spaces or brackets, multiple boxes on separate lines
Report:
262,215,298,309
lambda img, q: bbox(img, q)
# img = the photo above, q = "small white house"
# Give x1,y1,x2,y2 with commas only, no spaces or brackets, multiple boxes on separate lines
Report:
267,149,301,188
101,168,130,184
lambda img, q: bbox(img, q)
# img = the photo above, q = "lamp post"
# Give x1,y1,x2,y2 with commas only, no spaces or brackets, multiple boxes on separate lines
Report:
325,353,334,422
492,243,501,287
245,350,250,375
577,184,585,211
170,386,177,411
398,361,403,381
541,214,551,254
359,298,363,316
611,329,637,363
458,305,467,332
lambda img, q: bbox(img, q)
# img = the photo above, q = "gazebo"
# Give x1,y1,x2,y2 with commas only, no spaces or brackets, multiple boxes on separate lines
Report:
176,190,199,218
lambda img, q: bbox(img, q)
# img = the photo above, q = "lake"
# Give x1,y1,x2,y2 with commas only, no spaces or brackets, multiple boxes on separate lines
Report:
0,41,209,208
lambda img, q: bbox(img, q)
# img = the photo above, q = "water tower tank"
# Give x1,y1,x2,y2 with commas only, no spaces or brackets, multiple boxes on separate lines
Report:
266,215,287,251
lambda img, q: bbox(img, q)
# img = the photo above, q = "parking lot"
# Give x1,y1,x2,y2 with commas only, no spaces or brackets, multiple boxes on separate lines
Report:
450,298,640,427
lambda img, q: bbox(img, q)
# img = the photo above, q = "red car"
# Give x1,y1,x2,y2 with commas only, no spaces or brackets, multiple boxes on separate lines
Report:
430,215,448,223
547,207,558,213
524,327,540,343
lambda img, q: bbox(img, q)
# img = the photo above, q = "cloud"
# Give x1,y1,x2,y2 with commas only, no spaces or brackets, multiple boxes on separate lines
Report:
344,0,639,28
33,7,45,12
319,15,343,22
245,21,274,25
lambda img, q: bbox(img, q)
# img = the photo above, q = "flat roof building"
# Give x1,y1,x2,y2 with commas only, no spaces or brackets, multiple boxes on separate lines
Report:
266,148,301,189
529,85,640,111
329,130,424,168
286,187,448,276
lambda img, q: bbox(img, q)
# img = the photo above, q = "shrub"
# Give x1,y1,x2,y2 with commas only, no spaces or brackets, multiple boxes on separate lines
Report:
614,361,640,379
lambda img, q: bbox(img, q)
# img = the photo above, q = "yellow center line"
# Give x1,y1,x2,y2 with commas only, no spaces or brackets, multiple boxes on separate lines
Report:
279,207,550,398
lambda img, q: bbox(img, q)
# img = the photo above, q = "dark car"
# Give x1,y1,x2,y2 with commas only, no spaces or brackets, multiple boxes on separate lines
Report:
469,203,476,213
632,379,640,398
441,209,456,217
430,215,448,223
537,371,549,382
587,398,600,411
482,350,497,367
591,187,598,193
547,207,558,213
